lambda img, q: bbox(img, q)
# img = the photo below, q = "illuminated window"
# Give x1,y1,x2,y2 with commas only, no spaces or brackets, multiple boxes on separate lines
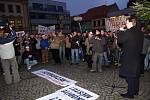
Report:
9,20,15,27
17,20,22,26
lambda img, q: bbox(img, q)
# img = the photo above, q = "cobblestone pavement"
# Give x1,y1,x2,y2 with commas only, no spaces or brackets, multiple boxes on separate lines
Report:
0,61,150,100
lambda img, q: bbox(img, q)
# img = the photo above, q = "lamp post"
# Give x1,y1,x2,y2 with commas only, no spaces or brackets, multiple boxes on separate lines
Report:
73,16,82,33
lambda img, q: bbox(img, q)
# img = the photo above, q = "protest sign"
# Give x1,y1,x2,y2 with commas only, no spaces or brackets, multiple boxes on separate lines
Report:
16,31,25,37
38,25,47,34
36,84,99,100
38,25,55,34
105,15,129,32
47,25,55,33
32,69,76,87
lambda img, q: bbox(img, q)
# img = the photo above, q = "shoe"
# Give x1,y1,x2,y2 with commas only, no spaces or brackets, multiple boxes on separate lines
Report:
27,66,31,70
120,93,134,98
98,70,102,73
90,69,96,72
134,93,139,96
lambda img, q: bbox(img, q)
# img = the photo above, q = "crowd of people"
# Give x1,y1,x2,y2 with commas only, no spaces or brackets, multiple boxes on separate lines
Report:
0,16,150,99
1,29,122,70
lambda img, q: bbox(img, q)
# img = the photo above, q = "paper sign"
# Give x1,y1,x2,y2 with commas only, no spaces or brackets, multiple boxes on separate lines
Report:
32,69,76,87
36,84,99,100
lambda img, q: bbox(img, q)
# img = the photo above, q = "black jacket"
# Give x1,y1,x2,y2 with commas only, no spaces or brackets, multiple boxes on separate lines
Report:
118,26,144,78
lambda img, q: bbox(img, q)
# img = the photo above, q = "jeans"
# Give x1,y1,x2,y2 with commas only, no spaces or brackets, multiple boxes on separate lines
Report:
16,55,22,65
103,51,109,66
71,49,79,64
144,54,150,70
24,59,38,68
59,46,65,63
92,52,103,72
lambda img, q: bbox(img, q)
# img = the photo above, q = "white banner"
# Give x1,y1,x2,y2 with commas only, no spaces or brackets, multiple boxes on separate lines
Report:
38,25,47,34
38,25,55,34
32,69,76,87
105,15,129,32
47,25,55,33
16,31,25,37
36,84,99,100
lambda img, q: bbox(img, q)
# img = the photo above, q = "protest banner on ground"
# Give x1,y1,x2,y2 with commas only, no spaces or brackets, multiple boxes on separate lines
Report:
36,84,99,100
38,25,55,34
105,15,129,32
32,69,76,87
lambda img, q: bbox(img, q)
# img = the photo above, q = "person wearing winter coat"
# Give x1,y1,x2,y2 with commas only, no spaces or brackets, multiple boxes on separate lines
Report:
90,29,106,72
22,46,38,70
118,17,144,98
40,35,49,64
0,26,20,85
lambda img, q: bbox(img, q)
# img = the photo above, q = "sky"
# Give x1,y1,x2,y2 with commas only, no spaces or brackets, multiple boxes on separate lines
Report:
54,0,129,16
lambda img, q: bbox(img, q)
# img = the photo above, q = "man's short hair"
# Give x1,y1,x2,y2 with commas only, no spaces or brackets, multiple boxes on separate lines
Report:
127,16,137,26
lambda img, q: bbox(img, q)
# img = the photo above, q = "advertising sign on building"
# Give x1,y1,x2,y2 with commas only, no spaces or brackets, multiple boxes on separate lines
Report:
105,15,130,32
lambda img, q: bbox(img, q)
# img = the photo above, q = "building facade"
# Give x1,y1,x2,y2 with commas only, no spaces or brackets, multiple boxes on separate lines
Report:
28,0,71,33
71,3,119,32
0,0,28,31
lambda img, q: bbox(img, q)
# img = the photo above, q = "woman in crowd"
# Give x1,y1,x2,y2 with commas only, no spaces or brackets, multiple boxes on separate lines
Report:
58,31,66,64
50,32,61,64
85,31,93,69
65,34,71,60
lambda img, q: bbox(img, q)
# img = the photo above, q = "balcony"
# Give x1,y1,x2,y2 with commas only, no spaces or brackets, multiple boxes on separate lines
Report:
29,7,70,15
30,19,59,24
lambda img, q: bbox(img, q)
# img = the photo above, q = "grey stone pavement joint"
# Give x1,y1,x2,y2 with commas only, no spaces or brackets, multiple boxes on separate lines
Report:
0,61,150,100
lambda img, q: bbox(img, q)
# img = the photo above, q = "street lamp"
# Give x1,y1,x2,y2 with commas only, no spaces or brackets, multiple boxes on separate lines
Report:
73,16,82,33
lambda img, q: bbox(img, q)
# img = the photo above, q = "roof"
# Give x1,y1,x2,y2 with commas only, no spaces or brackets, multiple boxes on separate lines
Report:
71,3,119,21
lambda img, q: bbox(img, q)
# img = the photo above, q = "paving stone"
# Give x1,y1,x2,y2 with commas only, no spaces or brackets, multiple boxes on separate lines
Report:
0,61,150,100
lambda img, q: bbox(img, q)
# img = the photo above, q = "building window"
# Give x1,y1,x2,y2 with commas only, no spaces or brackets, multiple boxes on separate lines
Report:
102,19,105,26
8,4,14,13
17,19,22,26
0,3,5,12
9,20,15,27
38,13,45,19
57,6,63,12
46,5,57,12
32,3,43,10
93,21,96,27
30,13,36,19
16,5,21,13
97,20,100,26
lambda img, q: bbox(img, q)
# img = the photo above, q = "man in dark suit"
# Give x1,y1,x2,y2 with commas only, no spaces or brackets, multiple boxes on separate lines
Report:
118,17,144,98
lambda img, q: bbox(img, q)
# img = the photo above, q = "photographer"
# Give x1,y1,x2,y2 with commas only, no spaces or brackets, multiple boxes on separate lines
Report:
0,25,20,85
